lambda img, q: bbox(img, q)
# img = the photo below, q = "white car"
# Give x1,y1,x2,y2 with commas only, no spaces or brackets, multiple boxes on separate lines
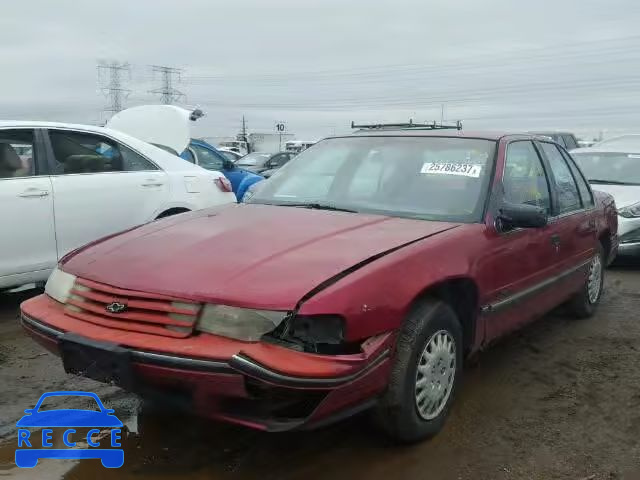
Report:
0,120,235,290
571,145,640,257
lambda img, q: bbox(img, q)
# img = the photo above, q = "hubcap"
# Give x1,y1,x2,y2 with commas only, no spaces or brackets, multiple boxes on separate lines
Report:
587,254,603,304
415,330,456,420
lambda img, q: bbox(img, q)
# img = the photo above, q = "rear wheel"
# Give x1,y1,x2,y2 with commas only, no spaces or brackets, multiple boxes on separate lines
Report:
566,244,605,318
374,299,463,443
156,208,189,219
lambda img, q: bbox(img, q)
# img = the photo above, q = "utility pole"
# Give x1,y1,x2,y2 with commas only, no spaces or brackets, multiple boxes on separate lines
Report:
149,65,185,104
97,61,131,121
239,116,249,153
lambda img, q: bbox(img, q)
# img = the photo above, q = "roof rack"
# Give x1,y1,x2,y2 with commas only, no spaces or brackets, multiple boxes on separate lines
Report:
351,119,462,131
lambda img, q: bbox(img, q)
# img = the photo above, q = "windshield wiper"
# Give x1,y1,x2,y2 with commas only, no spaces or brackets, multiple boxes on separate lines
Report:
589,179,640,186
278,202,358,213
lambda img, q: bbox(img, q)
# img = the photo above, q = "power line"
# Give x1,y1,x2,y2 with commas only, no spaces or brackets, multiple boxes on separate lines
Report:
149,65,185,104
97,61,131,119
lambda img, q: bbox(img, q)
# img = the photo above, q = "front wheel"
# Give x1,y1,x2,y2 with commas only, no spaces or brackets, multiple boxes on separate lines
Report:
373,299,463,443
566,245,605,318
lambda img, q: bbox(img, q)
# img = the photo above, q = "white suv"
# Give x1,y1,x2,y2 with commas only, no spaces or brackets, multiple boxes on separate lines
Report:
0,121,235,290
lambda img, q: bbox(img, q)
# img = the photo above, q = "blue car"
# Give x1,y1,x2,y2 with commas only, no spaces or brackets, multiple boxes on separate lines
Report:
16,391,124,468
181,139,263,201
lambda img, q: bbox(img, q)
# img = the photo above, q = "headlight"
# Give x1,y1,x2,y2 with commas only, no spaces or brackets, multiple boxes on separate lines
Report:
619,202,640,218
196,305,288,341
45,267,77,304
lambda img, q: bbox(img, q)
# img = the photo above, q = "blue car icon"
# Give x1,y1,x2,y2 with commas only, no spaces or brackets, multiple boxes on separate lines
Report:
15,391,124,468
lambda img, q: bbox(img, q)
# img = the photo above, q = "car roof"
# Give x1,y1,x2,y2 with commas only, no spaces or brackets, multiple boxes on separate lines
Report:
340,129,540,141
529,131,575,136
571,145,640,155
0,120,107,132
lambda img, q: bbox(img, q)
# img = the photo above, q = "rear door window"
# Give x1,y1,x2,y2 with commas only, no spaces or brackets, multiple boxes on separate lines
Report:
539,142,582,214
48,130,158,174
561,149,594,207
562,135,578,150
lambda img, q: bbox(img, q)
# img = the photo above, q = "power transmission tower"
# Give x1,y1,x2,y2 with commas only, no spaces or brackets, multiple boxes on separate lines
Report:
97,61,131,120
149,65,185,104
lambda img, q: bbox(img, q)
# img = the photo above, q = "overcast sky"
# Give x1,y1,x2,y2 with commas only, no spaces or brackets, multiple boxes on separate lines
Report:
2,0,640,140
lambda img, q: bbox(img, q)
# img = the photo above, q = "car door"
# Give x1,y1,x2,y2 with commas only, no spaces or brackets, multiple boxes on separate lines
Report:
0,128,57,287
45,128,170,258
537,141,596,296
481,140,563,341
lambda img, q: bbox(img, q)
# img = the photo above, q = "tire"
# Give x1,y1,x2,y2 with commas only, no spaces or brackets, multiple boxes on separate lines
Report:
373,298,463,443
566,244,605,319
156,208,189,219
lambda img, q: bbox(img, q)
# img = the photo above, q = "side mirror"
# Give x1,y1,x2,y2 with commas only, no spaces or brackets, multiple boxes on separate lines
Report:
222,160,235,170
497,203,548,231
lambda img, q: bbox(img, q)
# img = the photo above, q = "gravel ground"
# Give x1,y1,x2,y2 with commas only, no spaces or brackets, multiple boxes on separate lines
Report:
0,265,639,479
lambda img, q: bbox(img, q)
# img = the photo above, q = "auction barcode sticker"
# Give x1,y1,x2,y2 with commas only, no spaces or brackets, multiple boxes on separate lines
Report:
421,162,483,178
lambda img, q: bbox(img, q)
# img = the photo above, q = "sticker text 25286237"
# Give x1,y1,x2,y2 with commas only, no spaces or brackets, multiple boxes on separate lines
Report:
420,162,483,178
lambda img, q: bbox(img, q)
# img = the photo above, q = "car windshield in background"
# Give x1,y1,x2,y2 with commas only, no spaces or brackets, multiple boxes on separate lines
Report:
237,153,271,167
571,152,640,185
247,136,496,222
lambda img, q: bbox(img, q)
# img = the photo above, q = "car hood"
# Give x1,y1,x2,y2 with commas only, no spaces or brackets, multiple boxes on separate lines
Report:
107,105,197,154
16,410,123,428
590,183,640,208
62,204,460,310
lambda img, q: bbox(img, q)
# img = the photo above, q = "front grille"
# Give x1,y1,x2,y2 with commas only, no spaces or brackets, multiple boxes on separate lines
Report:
64,278,201,338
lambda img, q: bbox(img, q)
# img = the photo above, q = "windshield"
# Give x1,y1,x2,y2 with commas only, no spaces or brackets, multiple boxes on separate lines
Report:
247,136,496,222
571,152,640,185
238,153,272,167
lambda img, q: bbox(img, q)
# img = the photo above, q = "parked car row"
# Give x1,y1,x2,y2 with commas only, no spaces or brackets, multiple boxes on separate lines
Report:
19,124,621,443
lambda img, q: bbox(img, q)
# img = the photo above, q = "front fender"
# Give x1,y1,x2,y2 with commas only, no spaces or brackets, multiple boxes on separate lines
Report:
297,227,477,342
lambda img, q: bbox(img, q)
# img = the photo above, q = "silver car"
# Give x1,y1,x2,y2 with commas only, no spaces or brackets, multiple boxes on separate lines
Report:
572,146,640,257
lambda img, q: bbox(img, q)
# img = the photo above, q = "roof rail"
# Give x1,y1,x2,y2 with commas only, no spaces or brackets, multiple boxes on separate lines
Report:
351,119,462,131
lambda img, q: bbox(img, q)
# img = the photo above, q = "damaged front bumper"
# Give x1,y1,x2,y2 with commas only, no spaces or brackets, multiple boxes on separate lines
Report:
20,295,394,431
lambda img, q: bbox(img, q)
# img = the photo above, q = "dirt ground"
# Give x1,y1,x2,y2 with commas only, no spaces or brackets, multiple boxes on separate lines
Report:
1,265,639,480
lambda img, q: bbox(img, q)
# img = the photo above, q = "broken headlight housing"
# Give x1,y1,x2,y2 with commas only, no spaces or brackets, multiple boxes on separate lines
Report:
267,314,349,354
196,305,289,341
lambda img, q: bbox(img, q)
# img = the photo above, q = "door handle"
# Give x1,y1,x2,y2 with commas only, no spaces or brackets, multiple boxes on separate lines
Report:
141,181,164,187
18,189,50,198
550,234,561,247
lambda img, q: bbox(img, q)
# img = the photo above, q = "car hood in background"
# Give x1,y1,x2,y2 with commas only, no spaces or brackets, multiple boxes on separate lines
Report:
590,183,640,208
107,105,195,154
62,204,459,310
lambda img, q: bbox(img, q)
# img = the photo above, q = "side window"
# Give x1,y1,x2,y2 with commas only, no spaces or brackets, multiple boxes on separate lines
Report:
561,149,594,207
503,141,551,213
0,129,36,179
563,135,578,151
120,144,159,171
539,142,582,214
182,149,196,164
191,144,224,171
554,136,567,148
49,130,157,174
269,154,289,168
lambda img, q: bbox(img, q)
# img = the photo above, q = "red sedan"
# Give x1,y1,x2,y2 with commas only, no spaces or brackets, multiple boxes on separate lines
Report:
21,130,618,443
